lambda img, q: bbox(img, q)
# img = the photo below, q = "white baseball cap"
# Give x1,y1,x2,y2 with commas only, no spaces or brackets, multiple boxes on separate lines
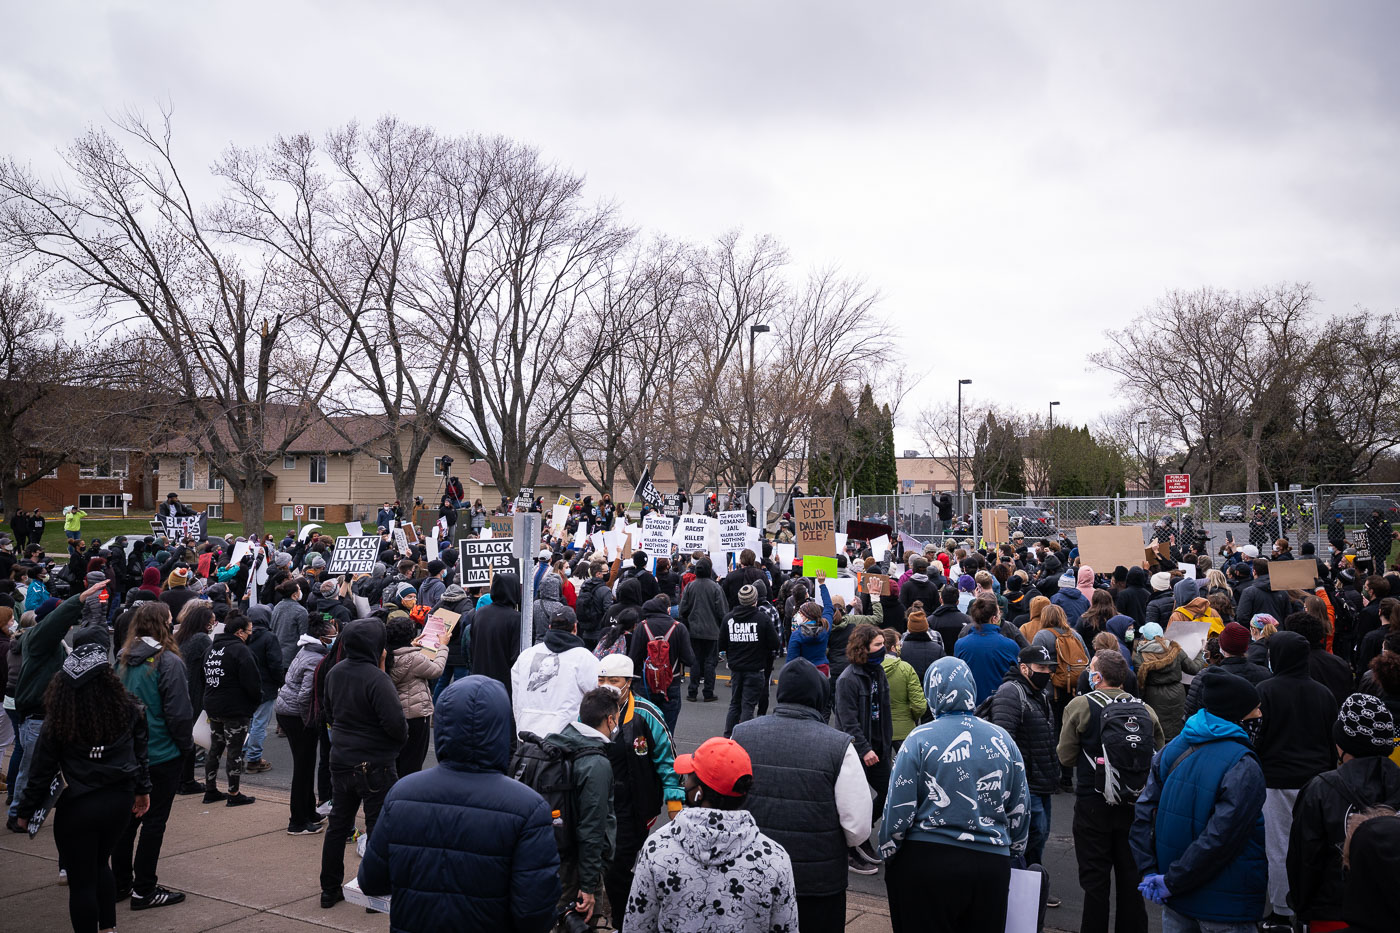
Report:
598,654,638,680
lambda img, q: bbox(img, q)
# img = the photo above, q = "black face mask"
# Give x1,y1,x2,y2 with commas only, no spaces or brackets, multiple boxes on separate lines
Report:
1242,717,1263,743
1028,670,1052,691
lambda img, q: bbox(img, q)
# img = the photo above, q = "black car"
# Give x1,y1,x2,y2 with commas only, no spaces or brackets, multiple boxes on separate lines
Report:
1219,505,1244,522
1326,496,1400,525
1005,506,1058,537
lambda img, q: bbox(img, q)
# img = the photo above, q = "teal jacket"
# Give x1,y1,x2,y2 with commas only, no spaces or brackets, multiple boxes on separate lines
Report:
118,637,195,766
549,723,616,895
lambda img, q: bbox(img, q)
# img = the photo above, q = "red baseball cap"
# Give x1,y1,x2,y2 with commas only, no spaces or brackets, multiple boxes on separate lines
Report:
673,737,753,797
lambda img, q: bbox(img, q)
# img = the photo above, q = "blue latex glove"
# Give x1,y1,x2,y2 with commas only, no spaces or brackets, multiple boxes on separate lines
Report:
1137,874,1170,904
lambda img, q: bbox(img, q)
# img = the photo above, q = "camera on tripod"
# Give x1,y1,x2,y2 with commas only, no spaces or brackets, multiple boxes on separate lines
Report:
440,455,453,470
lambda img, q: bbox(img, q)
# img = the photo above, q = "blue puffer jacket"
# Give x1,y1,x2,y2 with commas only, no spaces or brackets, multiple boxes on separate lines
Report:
1130,709,1267,924
358,676,561,933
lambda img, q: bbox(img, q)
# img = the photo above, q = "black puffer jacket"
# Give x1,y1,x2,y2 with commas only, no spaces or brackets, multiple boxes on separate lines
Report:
1287,756,1400,924
988,668,1058,795
1254,632,1339,789
245,606,284,703
897,630,944,683
1114,567,1152,625
324,620,408,767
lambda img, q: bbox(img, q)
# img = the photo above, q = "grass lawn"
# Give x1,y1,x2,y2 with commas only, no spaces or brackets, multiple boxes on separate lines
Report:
24,516,332,561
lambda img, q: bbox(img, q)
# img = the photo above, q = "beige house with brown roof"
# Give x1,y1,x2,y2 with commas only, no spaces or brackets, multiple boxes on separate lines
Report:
155,414,580,525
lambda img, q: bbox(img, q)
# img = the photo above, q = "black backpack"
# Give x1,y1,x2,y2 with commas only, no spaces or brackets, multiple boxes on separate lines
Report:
575,581,608,635
508,732,604,853
1085,692,1155,805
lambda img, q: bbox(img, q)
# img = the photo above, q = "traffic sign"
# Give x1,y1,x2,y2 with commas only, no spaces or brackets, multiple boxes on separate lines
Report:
293,504,305,517
748,482,776,528
1164,474,1190,508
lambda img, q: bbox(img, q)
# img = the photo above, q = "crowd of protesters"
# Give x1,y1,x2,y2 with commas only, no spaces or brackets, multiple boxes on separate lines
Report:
3,490,1400,933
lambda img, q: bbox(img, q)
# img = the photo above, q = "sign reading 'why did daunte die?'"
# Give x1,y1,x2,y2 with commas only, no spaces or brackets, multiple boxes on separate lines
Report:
793,497,836,558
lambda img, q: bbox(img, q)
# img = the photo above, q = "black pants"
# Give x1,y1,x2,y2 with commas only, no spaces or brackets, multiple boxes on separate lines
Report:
55,786,132,933
885,839,1010,933
112,756,180,896
205,716,249,794
1072,794,1147,933
279,713,320,827
319,762,396,895
724,670,766,737
688,638,718,699
864,755,891,824
796,891,847,933
757,655,774,716
396,716,431,778
603,813,649,924
317,722,332,804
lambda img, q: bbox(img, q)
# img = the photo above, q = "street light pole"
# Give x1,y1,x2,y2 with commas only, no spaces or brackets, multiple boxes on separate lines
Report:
957,379,972,513
1049,400,1060,431
1137,420,1148,495
747,324,770,487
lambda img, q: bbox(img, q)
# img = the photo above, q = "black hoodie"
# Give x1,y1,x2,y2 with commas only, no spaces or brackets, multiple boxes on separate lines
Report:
471,574,523,695
324,620,407,767
719,603,780,672
202,630,262,720
1114,567,1152,625
1254,631,1340,788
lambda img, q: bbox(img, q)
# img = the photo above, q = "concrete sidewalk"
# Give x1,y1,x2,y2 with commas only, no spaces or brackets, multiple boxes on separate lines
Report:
1,787,893,931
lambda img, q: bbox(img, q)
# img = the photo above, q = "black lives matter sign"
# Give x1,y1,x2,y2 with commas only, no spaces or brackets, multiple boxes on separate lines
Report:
460,539,517,585
326,536,380,575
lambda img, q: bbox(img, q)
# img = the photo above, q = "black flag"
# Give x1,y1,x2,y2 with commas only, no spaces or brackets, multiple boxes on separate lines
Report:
632,468,665,508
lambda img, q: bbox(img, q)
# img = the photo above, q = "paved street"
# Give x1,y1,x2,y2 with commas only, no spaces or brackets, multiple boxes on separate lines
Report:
4,656,1162,932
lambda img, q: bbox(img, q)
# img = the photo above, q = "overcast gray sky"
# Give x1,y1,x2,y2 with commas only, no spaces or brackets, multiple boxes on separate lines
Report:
5,1,1398,450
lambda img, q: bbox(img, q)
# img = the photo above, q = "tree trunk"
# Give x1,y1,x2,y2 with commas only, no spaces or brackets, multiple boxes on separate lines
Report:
236,479,265,539
1242,422,1263,508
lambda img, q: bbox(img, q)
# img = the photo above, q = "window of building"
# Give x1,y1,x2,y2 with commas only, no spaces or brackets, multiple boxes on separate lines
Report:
283,455,297,470
206,504,223,519
77,494,122,509
308,507,325,521
433,457,446,476
178,457,195,490
78,452,129,479
309,456,327,484
379,460,393,475
207,469,224,490
282,505,294,521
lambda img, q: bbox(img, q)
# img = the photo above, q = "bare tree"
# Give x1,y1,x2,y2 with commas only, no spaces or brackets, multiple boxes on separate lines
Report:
0,110,357,533
1094,407,1176,493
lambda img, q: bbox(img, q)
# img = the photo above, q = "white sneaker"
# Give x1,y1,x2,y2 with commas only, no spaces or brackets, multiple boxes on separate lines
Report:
58,869,68,886
316,800,333,818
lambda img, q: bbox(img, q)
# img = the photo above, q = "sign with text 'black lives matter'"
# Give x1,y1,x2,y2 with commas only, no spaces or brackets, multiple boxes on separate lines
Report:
460,539,517,586
326,536,381,576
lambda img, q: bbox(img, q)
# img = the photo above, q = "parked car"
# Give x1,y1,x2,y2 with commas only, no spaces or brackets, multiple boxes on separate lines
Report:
1005,506,1058,537
1219,505,1244,522
1326,496,1400,525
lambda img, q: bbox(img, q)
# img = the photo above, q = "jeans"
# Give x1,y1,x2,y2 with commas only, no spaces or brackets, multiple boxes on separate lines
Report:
112,756,181,896
724,670,766,737
1072,795,1147,933
647,681,682,735
1027,792,1052,866
7,716,42,819
279,713,320,828
206,716,250,794
1161,907,1255,933
4,709,22,802
243,698,276,763
1263,787,1299,917
320,762,396,894
66,530,81,541
688,638,718,699
432,665,467,703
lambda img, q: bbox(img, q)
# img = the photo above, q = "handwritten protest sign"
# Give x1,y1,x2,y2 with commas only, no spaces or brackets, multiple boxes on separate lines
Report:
793,497,836,557
863,573,891,596
418,608,460,656
718,510,750,552
513,487,534,511
326,536,380,576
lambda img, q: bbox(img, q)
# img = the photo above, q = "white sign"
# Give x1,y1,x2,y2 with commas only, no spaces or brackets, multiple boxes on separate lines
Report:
326,536,380,575
869,534,891,561
773,543,796,571
639,515,674,557
550,504,569,532
297,523,320,542
459,539,517,586
345,520,363,537
293,504,305,517
718,510,750,552
393,527,409,553
674,515,716,555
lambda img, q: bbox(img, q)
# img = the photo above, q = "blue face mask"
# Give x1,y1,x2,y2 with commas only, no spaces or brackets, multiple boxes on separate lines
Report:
868,648,886,666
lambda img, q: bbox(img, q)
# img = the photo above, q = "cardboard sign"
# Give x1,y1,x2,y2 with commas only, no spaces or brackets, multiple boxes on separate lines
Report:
793,497,836,557
803,554,839,578
638,514,674,557
513,487,534,511
863,573,891,596
459,539,516,586
981,508,1009,545
418,608,460,656
1077,525,1149,573
846,519,893,541
1269,559,1318,591
326,536,380,576
718,510,750,552
403,523,419,544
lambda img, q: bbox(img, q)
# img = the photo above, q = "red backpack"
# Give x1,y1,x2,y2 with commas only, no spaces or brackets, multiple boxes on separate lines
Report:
641,620,676,694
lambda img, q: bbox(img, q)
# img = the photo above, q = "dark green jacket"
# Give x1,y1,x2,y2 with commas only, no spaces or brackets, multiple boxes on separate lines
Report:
16,596,82,720
549,723,616,895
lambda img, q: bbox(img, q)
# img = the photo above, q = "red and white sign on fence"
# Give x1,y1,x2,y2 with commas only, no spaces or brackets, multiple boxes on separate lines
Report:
1164,474,1191,508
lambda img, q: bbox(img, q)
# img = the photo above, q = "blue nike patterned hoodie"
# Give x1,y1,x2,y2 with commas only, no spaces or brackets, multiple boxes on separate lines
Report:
878,656,1030,859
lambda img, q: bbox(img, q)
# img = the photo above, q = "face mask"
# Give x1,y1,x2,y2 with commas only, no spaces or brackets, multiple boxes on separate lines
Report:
1242,717,1263,742
1088,671,1103,691
1029,670,1052,691
1124,627,1136,643
868,648,886,666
